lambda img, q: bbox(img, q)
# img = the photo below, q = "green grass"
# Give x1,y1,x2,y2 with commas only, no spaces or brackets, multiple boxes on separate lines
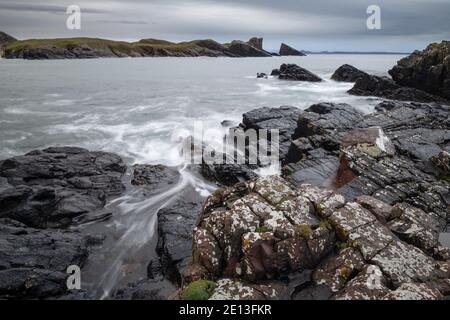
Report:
182,280,216,300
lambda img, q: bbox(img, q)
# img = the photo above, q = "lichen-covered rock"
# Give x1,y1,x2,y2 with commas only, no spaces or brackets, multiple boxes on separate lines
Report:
312,248,365,294
340,127,396,159
333,265,390,300
388,202,440,253
431,151,450,175
355,195,393,224
209,279,288,300
382,283,443,300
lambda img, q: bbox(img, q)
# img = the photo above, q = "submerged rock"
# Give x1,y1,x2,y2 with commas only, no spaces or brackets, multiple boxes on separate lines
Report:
331,64,368,82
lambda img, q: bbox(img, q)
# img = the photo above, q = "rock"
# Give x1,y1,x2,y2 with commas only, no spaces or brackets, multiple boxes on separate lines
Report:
331,64,368,82
201,155,259,187
0,31,16,45
186,175,449,300
131,164,179,192
112,278,170,300
209,279,289,300
278,64,322,82
271,69,280,76
279,43,306,56
0,147,126,228
389,41,450,100
355,195,393,224
431,151,450,175
340,127,396,159
388,202,440,253
333,265,390,300
241,106,303,163
382,283,443,300
348,74,448,103
247,37,263,51
226,40,272,57
312,248,366,294
0,218,90,299
257,73,268,79
156,198,204,284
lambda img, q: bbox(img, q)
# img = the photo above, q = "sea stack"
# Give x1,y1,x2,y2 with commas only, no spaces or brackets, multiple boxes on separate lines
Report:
279,43,306,56
247,37,264,51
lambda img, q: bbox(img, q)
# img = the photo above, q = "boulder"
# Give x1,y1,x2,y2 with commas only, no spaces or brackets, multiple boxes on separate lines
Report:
0,147,126,228
278,64,322,82
331,64,368,82
279,43,306,56
389,41,450,100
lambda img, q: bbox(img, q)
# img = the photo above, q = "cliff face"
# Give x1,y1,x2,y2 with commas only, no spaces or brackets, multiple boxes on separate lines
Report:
279,43,306,56
389,41,450,100
2,36,272,60
0,31,17,57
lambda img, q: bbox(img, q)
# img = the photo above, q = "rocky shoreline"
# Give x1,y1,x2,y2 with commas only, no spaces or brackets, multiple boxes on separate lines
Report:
0,31,305,60
0,41,449,300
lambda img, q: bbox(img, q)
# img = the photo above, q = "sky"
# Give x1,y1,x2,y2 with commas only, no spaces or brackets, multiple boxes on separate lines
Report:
0,0,449,52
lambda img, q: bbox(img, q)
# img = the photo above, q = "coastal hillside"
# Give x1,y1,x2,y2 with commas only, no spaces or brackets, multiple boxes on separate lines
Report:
1,34,278,59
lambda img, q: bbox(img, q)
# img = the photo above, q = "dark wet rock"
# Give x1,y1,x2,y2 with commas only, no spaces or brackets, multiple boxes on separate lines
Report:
389,41,450,100
348,74,448,103
331,64,368,82
156,197,204,284
278,64,322,82
271,69,280,76
112,278,169,300
201,159,258,187
241,106,303,162
247,37,263,51
226,40,272,57
0,218,90,299
279,43,306,56
257,72,268,79
131,164,179,190
0,147,126,228
220,120,235,127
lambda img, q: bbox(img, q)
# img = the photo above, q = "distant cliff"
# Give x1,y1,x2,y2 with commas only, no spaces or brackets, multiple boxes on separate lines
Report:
0,31,17,57
1,34,275,60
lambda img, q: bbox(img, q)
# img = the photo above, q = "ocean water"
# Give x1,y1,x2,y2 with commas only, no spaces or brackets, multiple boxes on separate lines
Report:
0,54,405,298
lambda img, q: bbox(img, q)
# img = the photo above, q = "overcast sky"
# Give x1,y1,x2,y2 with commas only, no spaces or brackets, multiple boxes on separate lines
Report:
0,0,449,52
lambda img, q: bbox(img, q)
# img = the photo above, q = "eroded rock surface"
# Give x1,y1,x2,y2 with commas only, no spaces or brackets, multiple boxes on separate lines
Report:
331,64,368,82
183,175,450,300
